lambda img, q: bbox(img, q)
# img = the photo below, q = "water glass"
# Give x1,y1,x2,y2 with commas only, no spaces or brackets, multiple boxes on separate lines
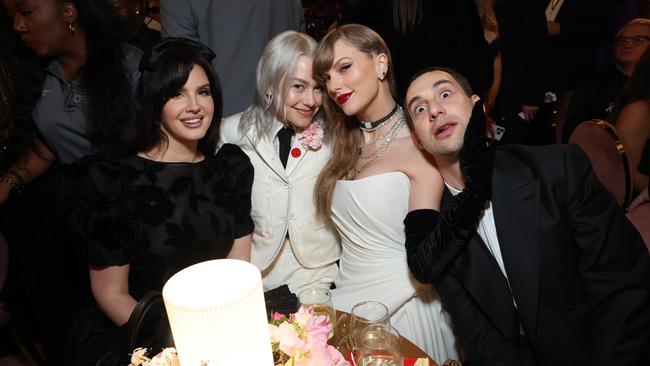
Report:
356,324,404,366
298,287,336,337
351,301,390,331
337,301,391,357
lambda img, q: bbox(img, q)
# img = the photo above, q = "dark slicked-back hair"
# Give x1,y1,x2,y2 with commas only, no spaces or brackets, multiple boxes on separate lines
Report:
404,66,474,129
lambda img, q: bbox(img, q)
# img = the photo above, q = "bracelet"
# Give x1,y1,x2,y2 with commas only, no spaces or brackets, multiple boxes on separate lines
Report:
0,170,25,194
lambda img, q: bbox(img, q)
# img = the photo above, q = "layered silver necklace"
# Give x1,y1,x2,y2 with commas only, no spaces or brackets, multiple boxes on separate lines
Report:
353,106,406,177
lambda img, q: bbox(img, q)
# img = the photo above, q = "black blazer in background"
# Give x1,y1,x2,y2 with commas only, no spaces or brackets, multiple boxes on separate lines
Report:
491,0,547,119
545,0,615,92
436,144,650,366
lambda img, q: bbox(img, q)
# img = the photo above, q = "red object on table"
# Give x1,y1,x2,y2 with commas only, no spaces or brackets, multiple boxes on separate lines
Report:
346,352,423,366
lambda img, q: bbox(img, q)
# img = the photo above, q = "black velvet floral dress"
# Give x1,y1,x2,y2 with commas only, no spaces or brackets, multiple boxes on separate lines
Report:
64,143,254,361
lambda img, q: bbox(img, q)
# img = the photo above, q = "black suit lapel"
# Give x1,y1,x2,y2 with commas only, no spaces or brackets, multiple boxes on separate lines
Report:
491,150,541,339
441,190,520,342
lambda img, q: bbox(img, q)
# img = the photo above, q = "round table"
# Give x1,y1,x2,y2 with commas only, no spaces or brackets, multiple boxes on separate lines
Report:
334,310,436,365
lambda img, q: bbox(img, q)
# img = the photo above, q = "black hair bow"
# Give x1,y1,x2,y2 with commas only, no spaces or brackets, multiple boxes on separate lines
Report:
139,37,216,72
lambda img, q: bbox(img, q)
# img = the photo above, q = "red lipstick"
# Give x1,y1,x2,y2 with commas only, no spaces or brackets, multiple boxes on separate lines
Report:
336,92,352,105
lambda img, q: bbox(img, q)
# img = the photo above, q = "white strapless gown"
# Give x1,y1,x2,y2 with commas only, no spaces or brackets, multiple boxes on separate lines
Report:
331,172,458,363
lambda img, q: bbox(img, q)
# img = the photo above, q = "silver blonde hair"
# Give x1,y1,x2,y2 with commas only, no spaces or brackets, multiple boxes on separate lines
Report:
239,30,318,141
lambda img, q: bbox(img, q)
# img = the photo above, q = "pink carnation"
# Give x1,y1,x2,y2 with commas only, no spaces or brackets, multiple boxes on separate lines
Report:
272,312,286,321
297,122,324,150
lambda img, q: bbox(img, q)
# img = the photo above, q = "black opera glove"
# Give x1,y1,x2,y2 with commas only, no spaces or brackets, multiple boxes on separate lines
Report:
459,100,495,203
405,191,483,284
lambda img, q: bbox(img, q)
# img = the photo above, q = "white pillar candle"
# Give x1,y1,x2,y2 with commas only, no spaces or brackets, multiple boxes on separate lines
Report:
162,259,273,365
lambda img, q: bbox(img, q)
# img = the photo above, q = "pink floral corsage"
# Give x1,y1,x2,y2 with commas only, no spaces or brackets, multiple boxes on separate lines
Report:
297,122,324,150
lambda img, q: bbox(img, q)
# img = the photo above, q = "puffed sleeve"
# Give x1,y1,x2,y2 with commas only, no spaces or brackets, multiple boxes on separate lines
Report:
215,143,254,238
63,156,140,267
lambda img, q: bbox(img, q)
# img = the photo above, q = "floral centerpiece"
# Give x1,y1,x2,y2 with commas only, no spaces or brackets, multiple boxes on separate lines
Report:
129,306,348,366
269,306,349,366
130,347,181,366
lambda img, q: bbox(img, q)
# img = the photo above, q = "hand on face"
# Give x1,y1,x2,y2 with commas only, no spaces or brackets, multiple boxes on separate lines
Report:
459,99,495,201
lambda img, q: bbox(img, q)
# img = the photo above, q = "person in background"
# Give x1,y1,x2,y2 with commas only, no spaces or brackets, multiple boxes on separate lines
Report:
140,0,160,31
1,0,141,362
0,0,141,203
65,38,254,365
339,0,492,101
106,0,160,51
404,66,650,366
219,30,340,294
476,0,501,119
0,4,41,364
611,46,650,195
563,17,650,142
313,24,462,363
488,0,548,145
546,0,616,143
161,0,305,117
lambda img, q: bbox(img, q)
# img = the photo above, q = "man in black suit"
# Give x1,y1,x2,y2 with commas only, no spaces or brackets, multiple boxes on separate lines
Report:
403,67,650,366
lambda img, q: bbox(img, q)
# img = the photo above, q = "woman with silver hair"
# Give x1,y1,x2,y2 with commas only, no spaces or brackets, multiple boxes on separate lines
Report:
219,30,340,294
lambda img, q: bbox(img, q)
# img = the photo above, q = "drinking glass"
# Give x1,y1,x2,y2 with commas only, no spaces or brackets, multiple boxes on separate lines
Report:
298,287,336,337
356,324,404,366
337,301,391,357
350,301,390,331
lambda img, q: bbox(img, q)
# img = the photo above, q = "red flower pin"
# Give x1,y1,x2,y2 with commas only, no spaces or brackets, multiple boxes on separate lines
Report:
291,147,301,158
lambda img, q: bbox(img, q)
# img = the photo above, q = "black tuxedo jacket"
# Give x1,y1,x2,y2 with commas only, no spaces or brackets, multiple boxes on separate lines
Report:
436,144,650,365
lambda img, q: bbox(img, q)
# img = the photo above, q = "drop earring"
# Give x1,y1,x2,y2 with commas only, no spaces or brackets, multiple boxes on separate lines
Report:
68,22,76,35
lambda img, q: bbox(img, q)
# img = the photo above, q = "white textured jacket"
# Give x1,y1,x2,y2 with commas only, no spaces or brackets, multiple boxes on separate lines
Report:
219,113,340,270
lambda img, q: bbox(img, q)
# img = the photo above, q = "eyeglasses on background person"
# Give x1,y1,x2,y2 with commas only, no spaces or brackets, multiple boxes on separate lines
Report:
615,35,650,45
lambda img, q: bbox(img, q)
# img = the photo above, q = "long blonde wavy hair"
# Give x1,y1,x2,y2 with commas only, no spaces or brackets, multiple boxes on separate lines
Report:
312,24,395,223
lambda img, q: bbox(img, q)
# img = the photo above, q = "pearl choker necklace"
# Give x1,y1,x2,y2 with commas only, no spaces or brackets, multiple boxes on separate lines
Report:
359,103,399,131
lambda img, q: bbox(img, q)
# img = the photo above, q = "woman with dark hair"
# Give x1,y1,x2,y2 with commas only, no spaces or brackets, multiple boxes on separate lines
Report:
612,46,650,195
65,38,253,364
0,0,141,202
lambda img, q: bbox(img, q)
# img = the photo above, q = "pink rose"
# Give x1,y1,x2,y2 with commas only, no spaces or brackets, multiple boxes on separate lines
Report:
294,306,314,328
277,322,308,356
305,314,330,347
